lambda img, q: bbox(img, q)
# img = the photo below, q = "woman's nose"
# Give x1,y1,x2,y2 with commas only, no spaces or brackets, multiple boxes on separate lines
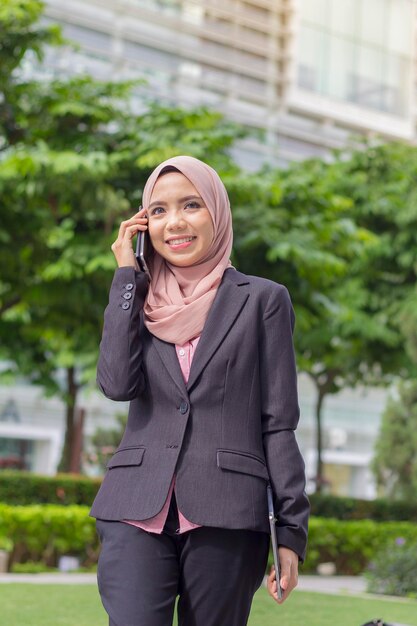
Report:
166,212,186,230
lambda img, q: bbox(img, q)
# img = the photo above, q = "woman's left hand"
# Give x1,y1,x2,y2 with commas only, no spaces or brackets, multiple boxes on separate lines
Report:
267,546,299,604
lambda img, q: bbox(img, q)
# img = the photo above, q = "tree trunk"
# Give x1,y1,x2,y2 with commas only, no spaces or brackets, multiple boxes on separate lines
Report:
70,406,85,474
58,366,78,473
315,387,326,493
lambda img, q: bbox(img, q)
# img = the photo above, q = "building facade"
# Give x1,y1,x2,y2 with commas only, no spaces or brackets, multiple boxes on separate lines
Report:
40,0,417,167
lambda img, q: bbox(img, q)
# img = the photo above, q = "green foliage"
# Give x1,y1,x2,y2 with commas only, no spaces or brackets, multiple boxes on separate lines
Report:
304,517,417,575
0,0,245,472
0,503,99,568
309,493,417,522
228,158,379,489
372,380,417,500
11,560,58,573
0,471,101,505
0,535,13,551
330,141,417,380
2,501,417,576
4,471,417,525
366,538,417,597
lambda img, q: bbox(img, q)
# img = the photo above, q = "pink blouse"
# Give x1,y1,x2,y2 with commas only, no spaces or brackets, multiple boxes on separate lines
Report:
123,337,202,534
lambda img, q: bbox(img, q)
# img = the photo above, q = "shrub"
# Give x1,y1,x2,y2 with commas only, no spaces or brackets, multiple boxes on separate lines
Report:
2,502,417,575
0,471,101,506
0,503,99,570
1,471,417,523
0,535,13,552
366,538,417,597
303,518,417,575
309,493,417,522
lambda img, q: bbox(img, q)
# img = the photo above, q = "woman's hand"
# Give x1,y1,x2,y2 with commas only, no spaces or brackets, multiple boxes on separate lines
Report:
111,206,148,269
267,546,299,604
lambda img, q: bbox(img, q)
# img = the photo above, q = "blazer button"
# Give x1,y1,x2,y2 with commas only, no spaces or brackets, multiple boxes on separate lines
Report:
179,401,188,414
125,283,134,290
122,302,130,310
123,292,132,300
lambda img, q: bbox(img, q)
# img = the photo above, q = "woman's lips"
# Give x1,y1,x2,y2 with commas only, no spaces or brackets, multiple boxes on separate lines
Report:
166,236,196,250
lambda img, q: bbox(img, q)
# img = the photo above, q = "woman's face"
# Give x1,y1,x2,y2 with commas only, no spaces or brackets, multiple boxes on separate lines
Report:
147,172,215,267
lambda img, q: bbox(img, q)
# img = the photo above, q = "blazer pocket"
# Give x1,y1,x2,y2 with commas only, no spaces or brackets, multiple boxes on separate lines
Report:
216,449,269,481
106,446,146,469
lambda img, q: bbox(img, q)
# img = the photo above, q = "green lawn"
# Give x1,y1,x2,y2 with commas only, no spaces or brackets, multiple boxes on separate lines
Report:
1,583,416,626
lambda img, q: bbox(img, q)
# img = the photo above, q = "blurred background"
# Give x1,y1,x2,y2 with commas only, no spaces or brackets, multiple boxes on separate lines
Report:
0,0,417,498
1,0,417,504
3,1,417,606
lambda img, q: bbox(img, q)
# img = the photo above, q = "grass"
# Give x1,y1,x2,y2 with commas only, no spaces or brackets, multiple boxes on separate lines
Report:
1,583,417,626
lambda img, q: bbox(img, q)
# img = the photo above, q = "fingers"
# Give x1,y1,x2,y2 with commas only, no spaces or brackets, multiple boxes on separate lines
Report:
111,208,148,269
266,565,281,603
118,211,148,240
275,547,299,605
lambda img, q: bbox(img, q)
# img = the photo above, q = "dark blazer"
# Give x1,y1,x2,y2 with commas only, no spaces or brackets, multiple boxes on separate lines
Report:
90,266,309,560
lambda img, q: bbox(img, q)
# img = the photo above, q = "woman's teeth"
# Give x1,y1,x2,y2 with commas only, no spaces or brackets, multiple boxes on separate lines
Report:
168,237,194,245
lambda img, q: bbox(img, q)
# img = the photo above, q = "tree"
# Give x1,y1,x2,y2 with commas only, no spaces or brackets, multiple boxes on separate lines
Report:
329,141,417,383
0,0,245,472
228,159,377,490
372,380,417,499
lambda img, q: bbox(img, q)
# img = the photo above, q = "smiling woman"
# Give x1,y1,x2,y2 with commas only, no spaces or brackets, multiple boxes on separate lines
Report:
147,171,215,267
91,155,309,626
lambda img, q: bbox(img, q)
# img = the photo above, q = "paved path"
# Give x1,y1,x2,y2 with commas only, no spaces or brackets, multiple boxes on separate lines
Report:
0,572,97,584
0,572,367,593
298,574,367,595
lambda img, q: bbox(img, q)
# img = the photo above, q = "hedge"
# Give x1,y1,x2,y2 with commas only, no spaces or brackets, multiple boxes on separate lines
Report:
1,503,417,575
1,471,417,522
0,471,101,506
309,493,417,522
0,504,99,569
305,517,417,574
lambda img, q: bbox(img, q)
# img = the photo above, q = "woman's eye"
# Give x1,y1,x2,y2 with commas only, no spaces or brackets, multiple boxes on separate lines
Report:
150,207,165,216
185,202,200,209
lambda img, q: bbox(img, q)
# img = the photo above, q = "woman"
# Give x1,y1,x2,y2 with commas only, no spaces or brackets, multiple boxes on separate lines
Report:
90,155,309,626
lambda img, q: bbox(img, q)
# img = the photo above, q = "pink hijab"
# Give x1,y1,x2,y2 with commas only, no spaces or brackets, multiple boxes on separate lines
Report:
141,156,233,345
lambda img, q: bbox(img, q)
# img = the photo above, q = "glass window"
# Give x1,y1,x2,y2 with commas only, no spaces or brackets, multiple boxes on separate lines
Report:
381,53,410,115
297,0,413,117
124,41,180,72
62,23,111,53
127,0,181,14
329,0,359,37
359,0,388,47
327,36,357,101
0,438,33,471
387,0,414,54
297,24,326,93
299,0,329,27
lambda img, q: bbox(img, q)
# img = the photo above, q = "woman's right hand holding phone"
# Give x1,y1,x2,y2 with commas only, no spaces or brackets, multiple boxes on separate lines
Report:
111,206,148,269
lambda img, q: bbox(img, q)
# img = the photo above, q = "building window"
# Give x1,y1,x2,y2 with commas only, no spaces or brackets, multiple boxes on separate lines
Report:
297,0,413,117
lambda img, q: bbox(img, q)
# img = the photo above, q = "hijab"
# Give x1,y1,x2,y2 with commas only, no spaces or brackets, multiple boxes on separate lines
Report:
142,155,233,345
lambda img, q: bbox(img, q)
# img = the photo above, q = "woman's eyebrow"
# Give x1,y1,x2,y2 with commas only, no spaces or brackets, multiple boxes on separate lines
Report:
148,195,203,208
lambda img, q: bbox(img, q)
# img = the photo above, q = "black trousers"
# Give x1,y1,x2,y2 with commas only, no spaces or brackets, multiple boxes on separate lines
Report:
96,492,269,626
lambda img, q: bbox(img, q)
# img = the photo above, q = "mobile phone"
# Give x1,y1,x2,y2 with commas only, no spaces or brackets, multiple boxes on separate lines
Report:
267,484,284,601
135,206,150,275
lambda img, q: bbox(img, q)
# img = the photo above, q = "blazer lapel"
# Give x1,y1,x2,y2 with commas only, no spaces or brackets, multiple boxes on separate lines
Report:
187,269,250,391
152,336,188,397
149,270,250,395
